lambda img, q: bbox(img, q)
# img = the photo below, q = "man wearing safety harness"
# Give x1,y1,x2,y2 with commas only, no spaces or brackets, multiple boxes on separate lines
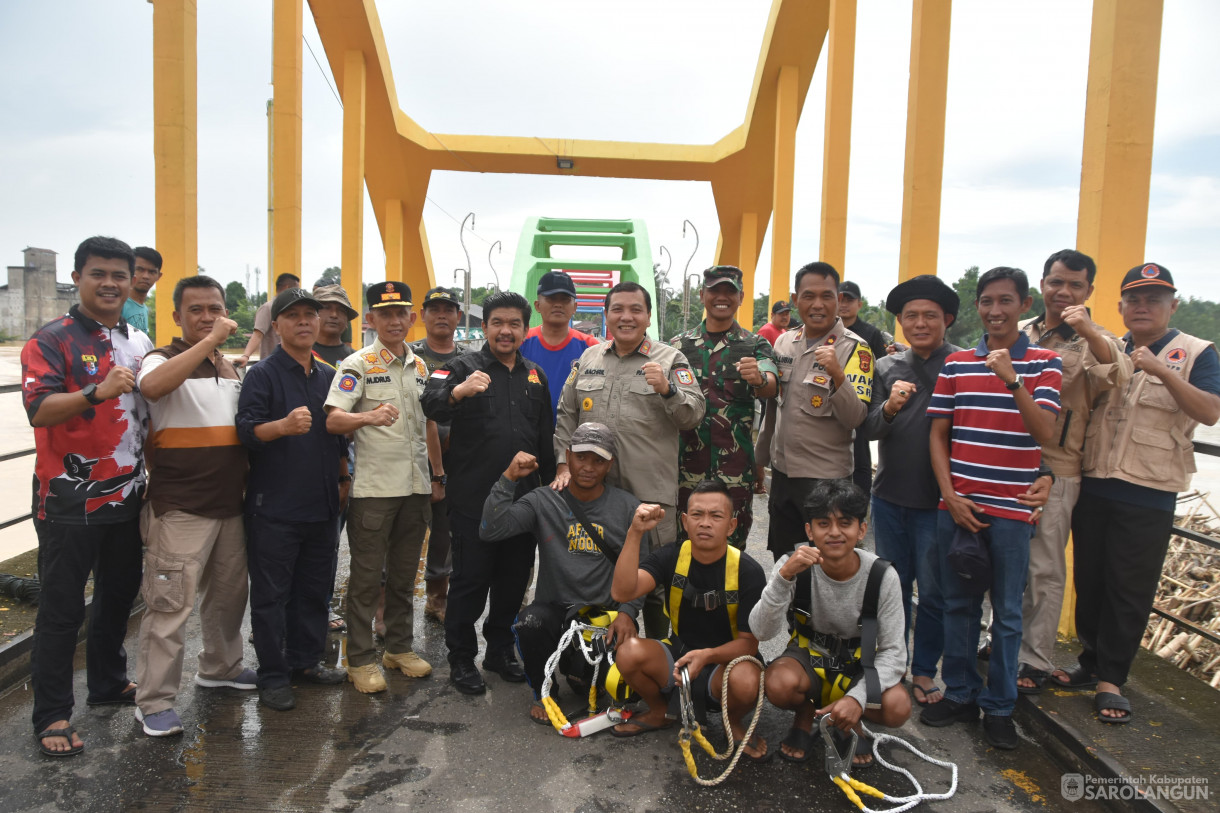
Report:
480,423,642,724
608,480,768,760
750,480,909,766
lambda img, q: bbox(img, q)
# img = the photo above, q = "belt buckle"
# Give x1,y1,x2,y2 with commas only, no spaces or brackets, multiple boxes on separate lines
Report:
699,591,721,611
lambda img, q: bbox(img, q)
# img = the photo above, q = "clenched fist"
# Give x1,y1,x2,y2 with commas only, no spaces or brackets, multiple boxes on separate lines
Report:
985,348,1017,386
630,503,666,533
736,357,764,387
207,317,239,347
642,362,669,395
884,380,917,416
364,402,400,427
813,344,843,380
504,451,539,482
96,366,135,400
453,370,491,401
280,405,313,436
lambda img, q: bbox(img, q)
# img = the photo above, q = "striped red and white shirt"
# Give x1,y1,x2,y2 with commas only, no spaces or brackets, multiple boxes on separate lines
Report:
927,333,1062,522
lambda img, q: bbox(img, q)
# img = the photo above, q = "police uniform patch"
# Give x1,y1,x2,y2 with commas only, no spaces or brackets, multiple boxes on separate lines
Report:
813,375,828,386
380,349,394,365
82,354,98,376
338,374,358,392
640,340,651,356
675,369,694,385
415,357,428,378
1166,348,1187,364
811,395,824,408
858,349,872,373
366,375,393,385
527,369,541,385
825,335,837,345
582,397,593,412
363,353,378,364
565,366,578,385
365,365,388,374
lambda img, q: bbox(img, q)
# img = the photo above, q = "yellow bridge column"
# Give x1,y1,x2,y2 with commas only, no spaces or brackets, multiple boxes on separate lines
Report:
770,65,799,312
1076,0,1163,337
341,49,366,337
271,0,303,293
738,212,759,329
820,0,856,277
897,0,952,285
151,0,198,347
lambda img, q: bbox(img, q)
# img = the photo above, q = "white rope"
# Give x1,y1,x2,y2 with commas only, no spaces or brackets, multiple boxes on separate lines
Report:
845,722,958,813
677,655,767,787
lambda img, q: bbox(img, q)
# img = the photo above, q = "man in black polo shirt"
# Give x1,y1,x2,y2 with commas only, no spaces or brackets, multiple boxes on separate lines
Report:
839,281,890,496
422,291,556,696
237,287,350,711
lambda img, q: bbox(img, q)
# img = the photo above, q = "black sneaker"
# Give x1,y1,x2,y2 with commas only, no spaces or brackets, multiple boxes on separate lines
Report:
449,659,487,695
983,713,1019,750
919,697,980,727
259,685,296,712
292,664,346,685
482,652,526,683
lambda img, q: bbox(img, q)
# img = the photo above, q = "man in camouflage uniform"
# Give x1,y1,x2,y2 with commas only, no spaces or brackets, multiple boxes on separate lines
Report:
672,266,778,549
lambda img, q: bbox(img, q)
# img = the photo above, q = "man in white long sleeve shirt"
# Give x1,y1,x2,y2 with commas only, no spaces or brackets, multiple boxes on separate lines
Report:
750,480,909,765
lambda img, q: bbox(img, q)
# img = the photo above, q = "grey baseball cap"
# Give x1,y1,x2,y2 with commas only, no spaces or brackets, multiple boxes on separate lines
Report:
569,422,617,461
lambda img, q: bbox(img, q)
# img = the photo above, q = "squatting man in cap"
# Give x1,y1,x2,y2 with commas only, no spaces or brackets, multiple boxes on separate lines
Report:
325,281,445,693
237,286,351,712
480,422,643,724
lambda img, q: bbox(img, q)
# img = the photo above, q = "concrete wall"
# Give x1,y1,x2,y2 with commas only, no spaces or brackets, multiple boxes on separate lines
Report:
0,248,77,340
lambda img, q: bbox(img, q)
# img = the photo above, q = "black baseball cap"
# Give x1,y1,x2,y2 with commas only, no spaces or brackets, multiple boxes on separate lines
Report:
271,287,323,320
422,286,462,309
570,422,617,461
367,280,412,309
838,281,862,300
537,271,577,297
1120,263,1176,294
702,265,743,291
771,300,791,314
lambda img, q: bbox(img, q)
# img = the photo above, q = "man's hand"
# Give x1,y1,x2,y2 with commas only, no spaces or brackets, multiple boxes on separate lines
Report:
96,365,135,401
207,317,239,348
673,648,713,686
753,464,768,494
364,402,400,427
944,493,990,533
814,345,844,380
736,357,764,387
630,503,665,534
504,452,538,482
233,353,250,369
1131,346,1171,380
1060,304,1099,339
339,479,351,511
884,380,917,416
549,465,571,491
779,544,823,581
431,481,445,503
985,348,1017,385
452,370,491,401
642,361,669,395
1017,474,1054,513
887,341,908,355
816,696,864,733
280,405,313,436
607,613,638,648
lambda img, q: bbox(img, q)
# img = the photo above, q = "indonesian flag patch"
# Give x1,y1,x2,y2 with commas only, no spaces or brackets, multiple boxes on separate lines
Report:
430,369,451,380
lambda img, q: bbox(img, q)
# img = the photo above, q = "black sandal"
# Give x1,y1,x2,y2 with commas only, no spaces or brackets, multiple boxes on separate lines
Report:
779,725,815,763
1017,664,1049,695
1049,665,1098,690
36,725,84,757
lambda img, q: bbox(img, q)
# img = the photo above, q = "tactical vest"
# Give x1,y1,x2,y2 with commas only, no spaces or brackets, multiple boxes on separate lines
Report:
1082,331,1213,493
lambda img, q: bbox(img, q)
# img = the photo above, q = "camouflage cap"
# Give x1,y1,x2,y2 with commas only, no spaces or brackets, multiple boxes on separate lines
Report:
569,422,616,461
702,265,744,291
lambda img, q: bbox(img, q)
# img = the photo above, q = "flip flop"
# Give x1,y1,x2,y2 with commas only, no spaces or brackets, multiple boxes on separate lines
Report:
328,613,347,634
1094,692,1132,724
742,735,772,763
1049,665,1098,691
778,725,815,763
86,682,137,706
854,733,876,770
610,718,672,738
1017,664,1049,695
36,725,84,757
529,701,552,726
910,683,943,706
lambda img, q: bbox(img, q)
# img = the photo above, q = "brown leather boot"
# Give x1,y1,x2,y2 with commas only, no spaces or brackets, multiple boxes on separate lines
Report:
424,576,448,624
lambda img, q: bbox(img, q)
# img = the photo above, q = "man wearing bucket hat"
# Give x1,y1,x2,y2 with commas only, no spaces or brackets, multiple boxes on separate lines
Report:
311,284,359,368
1051,263,1220,724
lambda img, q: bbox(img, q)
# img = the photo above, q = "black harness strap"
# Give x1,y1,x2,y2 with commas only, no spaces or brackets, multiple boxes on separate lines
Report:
858,558,890,710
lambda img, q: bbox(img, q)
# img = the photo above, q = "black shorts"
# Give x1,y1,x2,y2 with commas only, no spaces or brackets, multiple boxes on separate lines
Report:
660,639,721,713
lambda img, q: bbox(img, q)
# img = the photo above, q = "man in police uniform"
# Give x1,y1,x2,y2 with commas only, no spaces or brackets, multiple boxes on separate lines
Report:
760,262,873,560
671,266,778,549
554,281,705,636
1054,263,1220,723
325,280,445,693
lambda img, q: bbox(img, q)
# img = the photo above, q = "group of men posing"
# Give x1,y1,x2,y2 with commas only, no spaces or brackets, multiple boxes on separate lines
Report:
23,236,1219,765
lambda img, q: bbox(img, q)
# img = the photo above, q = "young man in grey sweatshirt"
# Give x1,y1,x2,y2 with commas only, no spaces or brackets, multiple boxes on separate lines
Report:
750,480,909,766
480,422,643,724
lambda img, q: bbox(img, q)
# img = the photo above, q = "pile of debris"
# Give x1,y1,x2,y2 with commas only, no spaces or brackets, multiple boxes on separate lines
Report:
1143,490,1220,688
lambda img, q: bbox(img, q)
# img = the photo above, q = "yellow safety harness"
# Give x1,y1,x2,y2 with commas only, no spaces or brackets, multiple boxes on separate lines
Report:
666,540,741,639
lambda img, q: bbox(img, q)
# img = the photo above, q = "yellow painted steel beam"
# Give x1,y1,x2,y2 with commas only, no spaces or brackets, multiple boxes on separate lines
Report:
820,0,856,277
272,0,303,291
341,49,366,335
384,198,404,284
897,0,952,285
738,212,760,329
151,0,198,347
770,65,798,310
1076,0,1163,337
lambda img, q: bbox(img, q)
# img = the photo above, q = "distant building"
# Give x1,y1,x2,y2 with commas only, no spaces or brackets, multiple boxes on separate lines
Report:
1,248,77,340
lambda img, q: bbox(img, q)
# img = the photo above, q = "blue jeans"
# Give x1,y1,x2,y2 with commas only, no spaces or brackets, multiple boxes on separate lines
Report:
936,509,1032,716
872,496,942,679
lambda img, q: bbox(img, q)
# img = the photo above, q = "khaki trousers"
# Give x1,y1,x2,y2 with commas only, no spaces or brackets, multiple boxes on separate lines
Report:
136,508,249,714
1018,475,1081,672
345,495,431,666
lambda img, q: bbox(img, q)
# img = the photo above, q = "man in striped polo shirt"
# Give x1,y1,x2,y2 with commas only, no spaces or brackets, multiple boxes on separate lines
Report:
921,266,1060,750
133,275,255,736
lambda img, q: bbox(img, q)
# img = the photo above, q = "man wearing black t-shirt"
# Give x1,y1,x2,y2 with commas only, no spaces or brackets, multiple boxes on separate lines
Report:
839,281,889,495
609,480,768,759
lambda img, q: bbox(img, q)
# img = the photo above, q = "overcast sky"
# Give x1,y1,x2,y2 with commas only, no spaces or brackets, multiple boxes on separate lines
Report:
1,0,1216,307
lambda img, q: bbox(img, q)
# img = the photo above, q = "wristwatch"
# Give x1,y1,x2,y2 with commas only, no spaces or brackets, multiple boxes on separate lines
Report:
81,383,105,405
431,474,448,486
1004,375,1024,392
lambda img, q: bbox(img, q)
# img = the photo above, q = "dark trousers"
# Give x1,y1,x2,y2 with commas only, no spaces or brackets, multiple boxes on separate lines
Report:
246,515,337,689
31,516,143,733
425,495,453,581
445,510,535,665
1070,490,1173,686
768,469,845,558
513,601,568,699
852,432,873,496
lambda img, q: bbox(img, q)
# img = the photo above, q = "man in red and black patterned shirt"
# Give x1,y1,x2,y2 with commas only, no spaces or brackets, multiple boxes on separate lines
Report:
21,236,152,757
